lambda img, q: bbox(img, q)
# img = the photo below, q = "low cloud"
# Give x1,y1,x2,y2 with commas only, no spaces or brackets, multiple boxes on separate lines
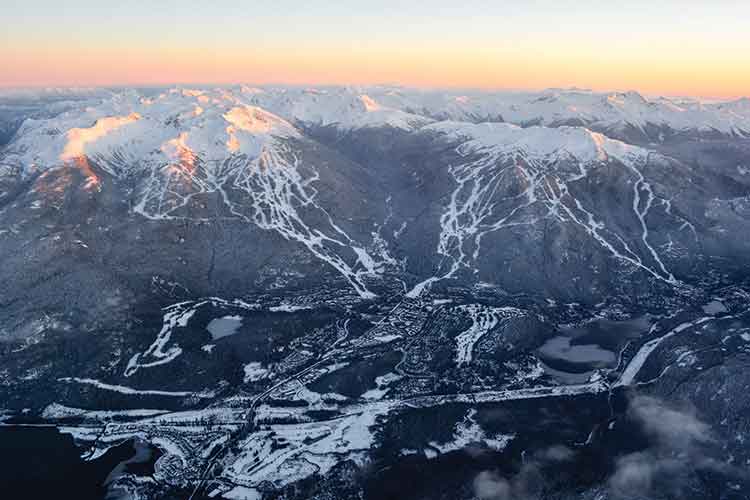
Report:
472,396,743,499
473,471,513,500
609,451,687,498
536,444,575,463
629,395,713,450
609,394,743,499
472,445,575,500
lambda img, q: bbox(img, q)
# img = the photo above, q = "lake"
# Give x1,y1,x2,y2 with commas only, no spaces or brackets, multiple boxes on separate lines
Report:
0,425,156,500
537,315,650,382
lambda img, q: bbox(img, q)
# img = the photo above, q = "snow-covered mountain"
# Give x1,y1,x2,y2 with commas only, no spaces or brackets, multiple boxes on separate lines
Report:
1,85,748,301
5,89,297,174
220,85,750,141
1,86,749,500
4,86,750,171
367,87,750,141
4,88,655,188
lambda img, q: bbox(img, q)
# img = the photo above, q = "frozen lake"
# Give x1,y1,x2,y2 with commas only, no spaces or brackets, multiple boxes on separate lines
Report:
206,315,243,339
537,315,650,381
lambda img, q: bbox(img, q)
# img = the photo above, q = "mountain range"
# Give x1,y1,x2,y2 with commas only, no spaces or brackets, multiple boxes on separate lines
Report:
1,86,749,500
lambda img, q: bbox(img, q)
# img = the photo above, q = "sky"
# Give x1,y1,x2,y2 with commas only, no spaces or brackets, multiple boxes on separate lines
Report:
2,1,749,98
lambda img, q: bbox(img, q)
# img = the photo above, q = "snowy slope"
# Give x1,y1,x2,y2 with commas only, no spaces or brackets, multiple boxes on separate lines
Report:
3,85,747,302
2,89,399,299
243,85,750,138
5,86,749,169
3,86,441,176
405,119,693,297
423,121,647,165
235,85,432,131
371,88,750,139
5,88,298,175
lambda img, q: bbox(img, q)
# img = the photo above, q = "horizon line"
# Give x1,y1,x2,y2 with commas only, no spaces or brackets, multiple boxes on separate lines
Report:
0,81,746,102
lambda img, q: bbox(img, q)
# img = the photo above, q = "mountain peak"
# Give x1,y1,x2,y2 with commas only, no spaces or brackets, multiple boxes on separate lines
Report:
424,121,645,165
6,89,297,173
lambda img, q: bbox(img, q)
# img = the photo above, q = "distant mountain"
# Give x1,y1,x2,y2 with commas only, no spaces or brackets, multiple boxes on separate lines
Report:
224,85,750,142
361,87,750,142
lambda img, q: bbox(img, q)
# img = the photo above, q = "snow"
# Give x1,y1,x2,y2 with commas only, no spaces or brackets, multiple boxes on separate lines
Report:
402,380,609,408
223,105,298,154
428,409,514,456
224,404,385,488
57,426,103,446
407,115,687,295
268,304,313,313
616,316,715,386
360,94,381,112
224,486,263,500
9,85,741,300
361,372,401,400
432,298,454,305
7,88,750,175
0,86,110,99
702,300,728,315
207,315,243,339
60,113,142,161
14,88,399,299
370,333,402,344
454,305,524,365
424,121,646,165
41,403,169,420
57,377,211,397
234,86,750,137
221,143,389,298
224,105,296,135
237,86,431,131
368,87,750,137
125,298,260,376
125,302,199,377
243,362,270,383
406,276,441,298
270,384,348,407
6,88,296,178
141,407,244,426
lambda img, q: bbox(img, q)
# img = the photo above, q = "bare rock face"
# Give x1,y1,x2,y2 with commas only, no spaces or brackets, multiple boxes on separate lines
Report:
1,87,749,500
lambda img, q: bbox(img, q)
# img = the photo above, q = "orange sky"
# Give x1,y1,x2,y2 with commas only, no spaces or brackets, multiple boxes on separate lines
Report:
3,1,749,98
